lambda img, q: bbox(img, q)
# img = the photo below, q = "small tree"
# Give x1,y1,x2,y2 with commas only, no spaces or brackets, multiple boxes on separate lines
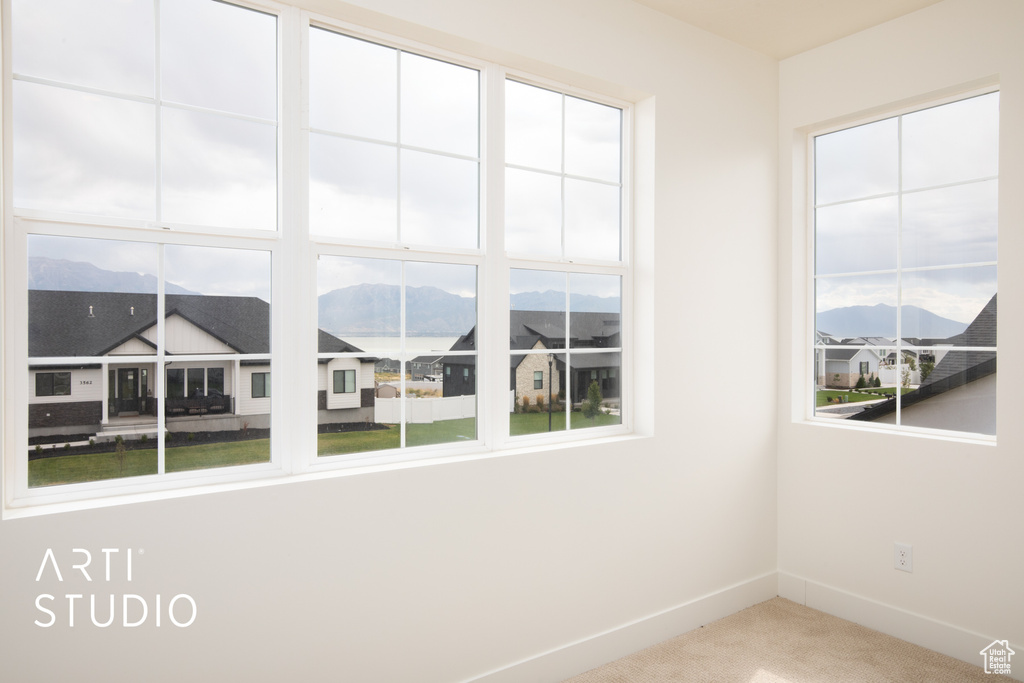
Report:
920,361,935,383
113,435,128,474
582,381,603,420
873,376,881,388
855,374,867,389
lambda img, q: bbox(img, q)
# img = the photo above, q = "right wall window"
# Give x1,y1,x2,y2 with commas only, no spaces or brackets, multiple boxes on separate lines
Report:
813,91,998,437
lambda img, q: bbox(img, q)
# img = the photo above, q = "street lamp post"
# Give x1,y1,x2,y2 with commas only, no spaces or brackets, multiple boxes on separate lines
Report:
548,354,554,432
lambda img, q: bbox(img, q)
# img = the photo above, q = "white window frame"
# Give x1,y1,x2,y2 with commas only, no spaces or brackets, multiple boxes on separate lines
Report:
1,0,635,514
806,87,998,443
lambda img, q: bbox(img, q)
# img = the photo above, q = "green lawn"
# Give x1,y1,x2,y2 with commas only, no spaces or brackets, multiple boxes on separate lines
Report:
31,412,624,485
317,426,400,456
510,410,621,436
317,420,477,456
28,439,271,488
166,439,270,472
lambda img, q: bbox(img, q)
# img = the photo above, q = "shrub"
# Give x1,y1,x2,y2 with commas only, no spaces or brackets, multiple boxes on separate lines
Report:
535,394,545,410
920,361,935,384
64,443,71,451
187,432,195,442
855,375,867,389
140,434,148,444
114,436,127,473
582,381,603,420
873,376,881,388
89,438,95,447
35,444,42,454
521,395,531,410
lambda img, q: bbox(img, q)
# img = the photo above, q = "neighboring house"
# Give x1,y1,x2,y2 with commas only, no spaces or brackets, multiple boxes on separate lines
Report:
442,310,620,406
851,294,997,435
409,355,444,381
28,290,375,438
817,343,882,388
375,357,401,374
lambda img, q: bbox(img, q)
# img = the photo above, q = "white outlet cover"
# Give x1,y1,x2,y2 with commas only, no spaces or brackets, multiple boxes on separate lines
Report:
895,542,913,573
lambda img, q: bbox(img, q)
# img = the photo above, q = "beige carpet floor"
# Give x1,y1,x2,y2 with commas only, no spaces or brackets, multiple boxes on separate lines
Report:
563,597,1009,682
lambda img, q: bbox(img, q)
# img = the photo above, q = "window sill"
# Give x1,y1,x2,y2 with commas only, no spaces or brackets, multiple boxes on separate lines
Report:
4,430,647,520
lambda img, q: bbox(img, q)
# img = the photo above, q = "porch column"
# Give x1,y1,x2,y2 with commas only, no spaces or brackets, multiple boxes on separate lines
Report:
101,360,109,426
233,358,241,415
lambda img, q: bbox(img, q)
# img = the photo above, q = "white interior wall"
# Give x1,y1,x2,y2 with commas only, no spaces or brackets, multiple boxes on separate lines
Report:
777,0,1024,664
0,1,779,681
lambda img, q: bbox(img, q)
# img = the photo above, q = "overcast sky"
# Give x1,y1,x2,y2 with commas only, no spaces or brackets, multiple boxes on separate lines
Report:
23,0,996,326
815,91,999,323
14,4,624,279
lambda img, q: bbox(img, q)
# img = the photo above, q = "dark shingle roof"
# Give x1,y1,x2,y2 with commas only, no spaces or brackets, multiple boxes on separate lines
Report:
29,290,359,357
441,311,621,370
850,294,997,423
825,348,861,361
511,310,620,350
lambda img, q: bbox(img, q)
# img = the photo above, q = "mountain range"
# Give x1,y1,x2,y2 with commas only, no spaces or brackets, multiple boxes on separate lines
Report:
27,258,620,337
319,286,621,336
817,303,968,340
29,257,198,295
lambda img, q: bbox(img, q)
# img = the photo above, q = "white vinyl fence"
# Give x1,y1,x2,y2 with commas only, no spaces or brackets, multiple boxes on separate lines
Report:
878,366,920,386
375,395,476,424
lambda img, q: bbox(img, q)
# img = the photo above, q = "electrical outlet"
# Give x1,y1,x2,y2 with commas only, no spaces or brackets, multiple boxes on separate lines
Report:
895,542,913,573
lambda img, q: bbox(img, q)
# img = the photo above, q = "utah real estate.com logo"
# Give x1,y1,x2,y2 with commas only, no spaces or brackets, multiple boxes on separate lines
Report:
980,640,1014,676
34,548,197,628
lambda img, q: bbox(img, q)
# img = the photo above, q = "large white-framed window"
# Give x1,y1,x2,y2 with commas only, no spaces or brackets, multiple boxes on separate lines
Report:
4,0,285,508
811,90,998,439
505,76,629,441
2,0,634,512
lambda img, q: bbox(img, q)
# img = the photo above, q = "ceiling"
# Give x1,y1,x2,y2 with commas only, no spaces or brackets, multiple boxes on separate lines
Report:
630,0,944,59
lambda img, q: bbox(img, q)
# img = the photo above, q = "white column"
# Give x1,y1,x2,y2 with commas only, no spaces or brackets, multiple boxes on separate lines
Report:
101,361,110,426
233,358,241,415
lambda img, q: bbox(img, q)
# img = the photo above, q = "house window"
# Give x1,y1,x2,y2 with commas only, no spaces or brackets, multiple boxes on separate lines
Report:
187,368,206,397
859,362,869,377
333,369,356,394
813,92,998,437
208,368,225,395
4,3,632,509
35,372,71,397
252,373,270,399
534,371,544,390
166,369,186,400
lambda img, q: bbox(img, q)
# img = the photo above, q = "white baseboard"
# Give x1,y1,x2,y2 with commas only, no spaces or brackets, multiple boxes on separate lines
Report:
464,571,779,683
778,572,1023,682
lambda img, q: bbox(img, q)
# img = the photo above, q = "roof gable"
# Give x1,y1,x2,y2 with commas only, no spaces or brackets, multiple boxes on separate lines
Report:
29,290,362,357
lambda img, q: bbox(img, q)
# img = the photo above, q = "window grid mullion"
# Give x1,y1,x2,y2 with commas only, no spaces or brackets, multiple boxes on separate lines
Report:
895,112,905,426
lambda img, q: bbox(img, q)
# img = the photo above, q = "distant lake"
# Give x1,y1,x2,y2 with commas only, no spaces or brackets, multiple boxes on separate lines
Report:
341,336,460,354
